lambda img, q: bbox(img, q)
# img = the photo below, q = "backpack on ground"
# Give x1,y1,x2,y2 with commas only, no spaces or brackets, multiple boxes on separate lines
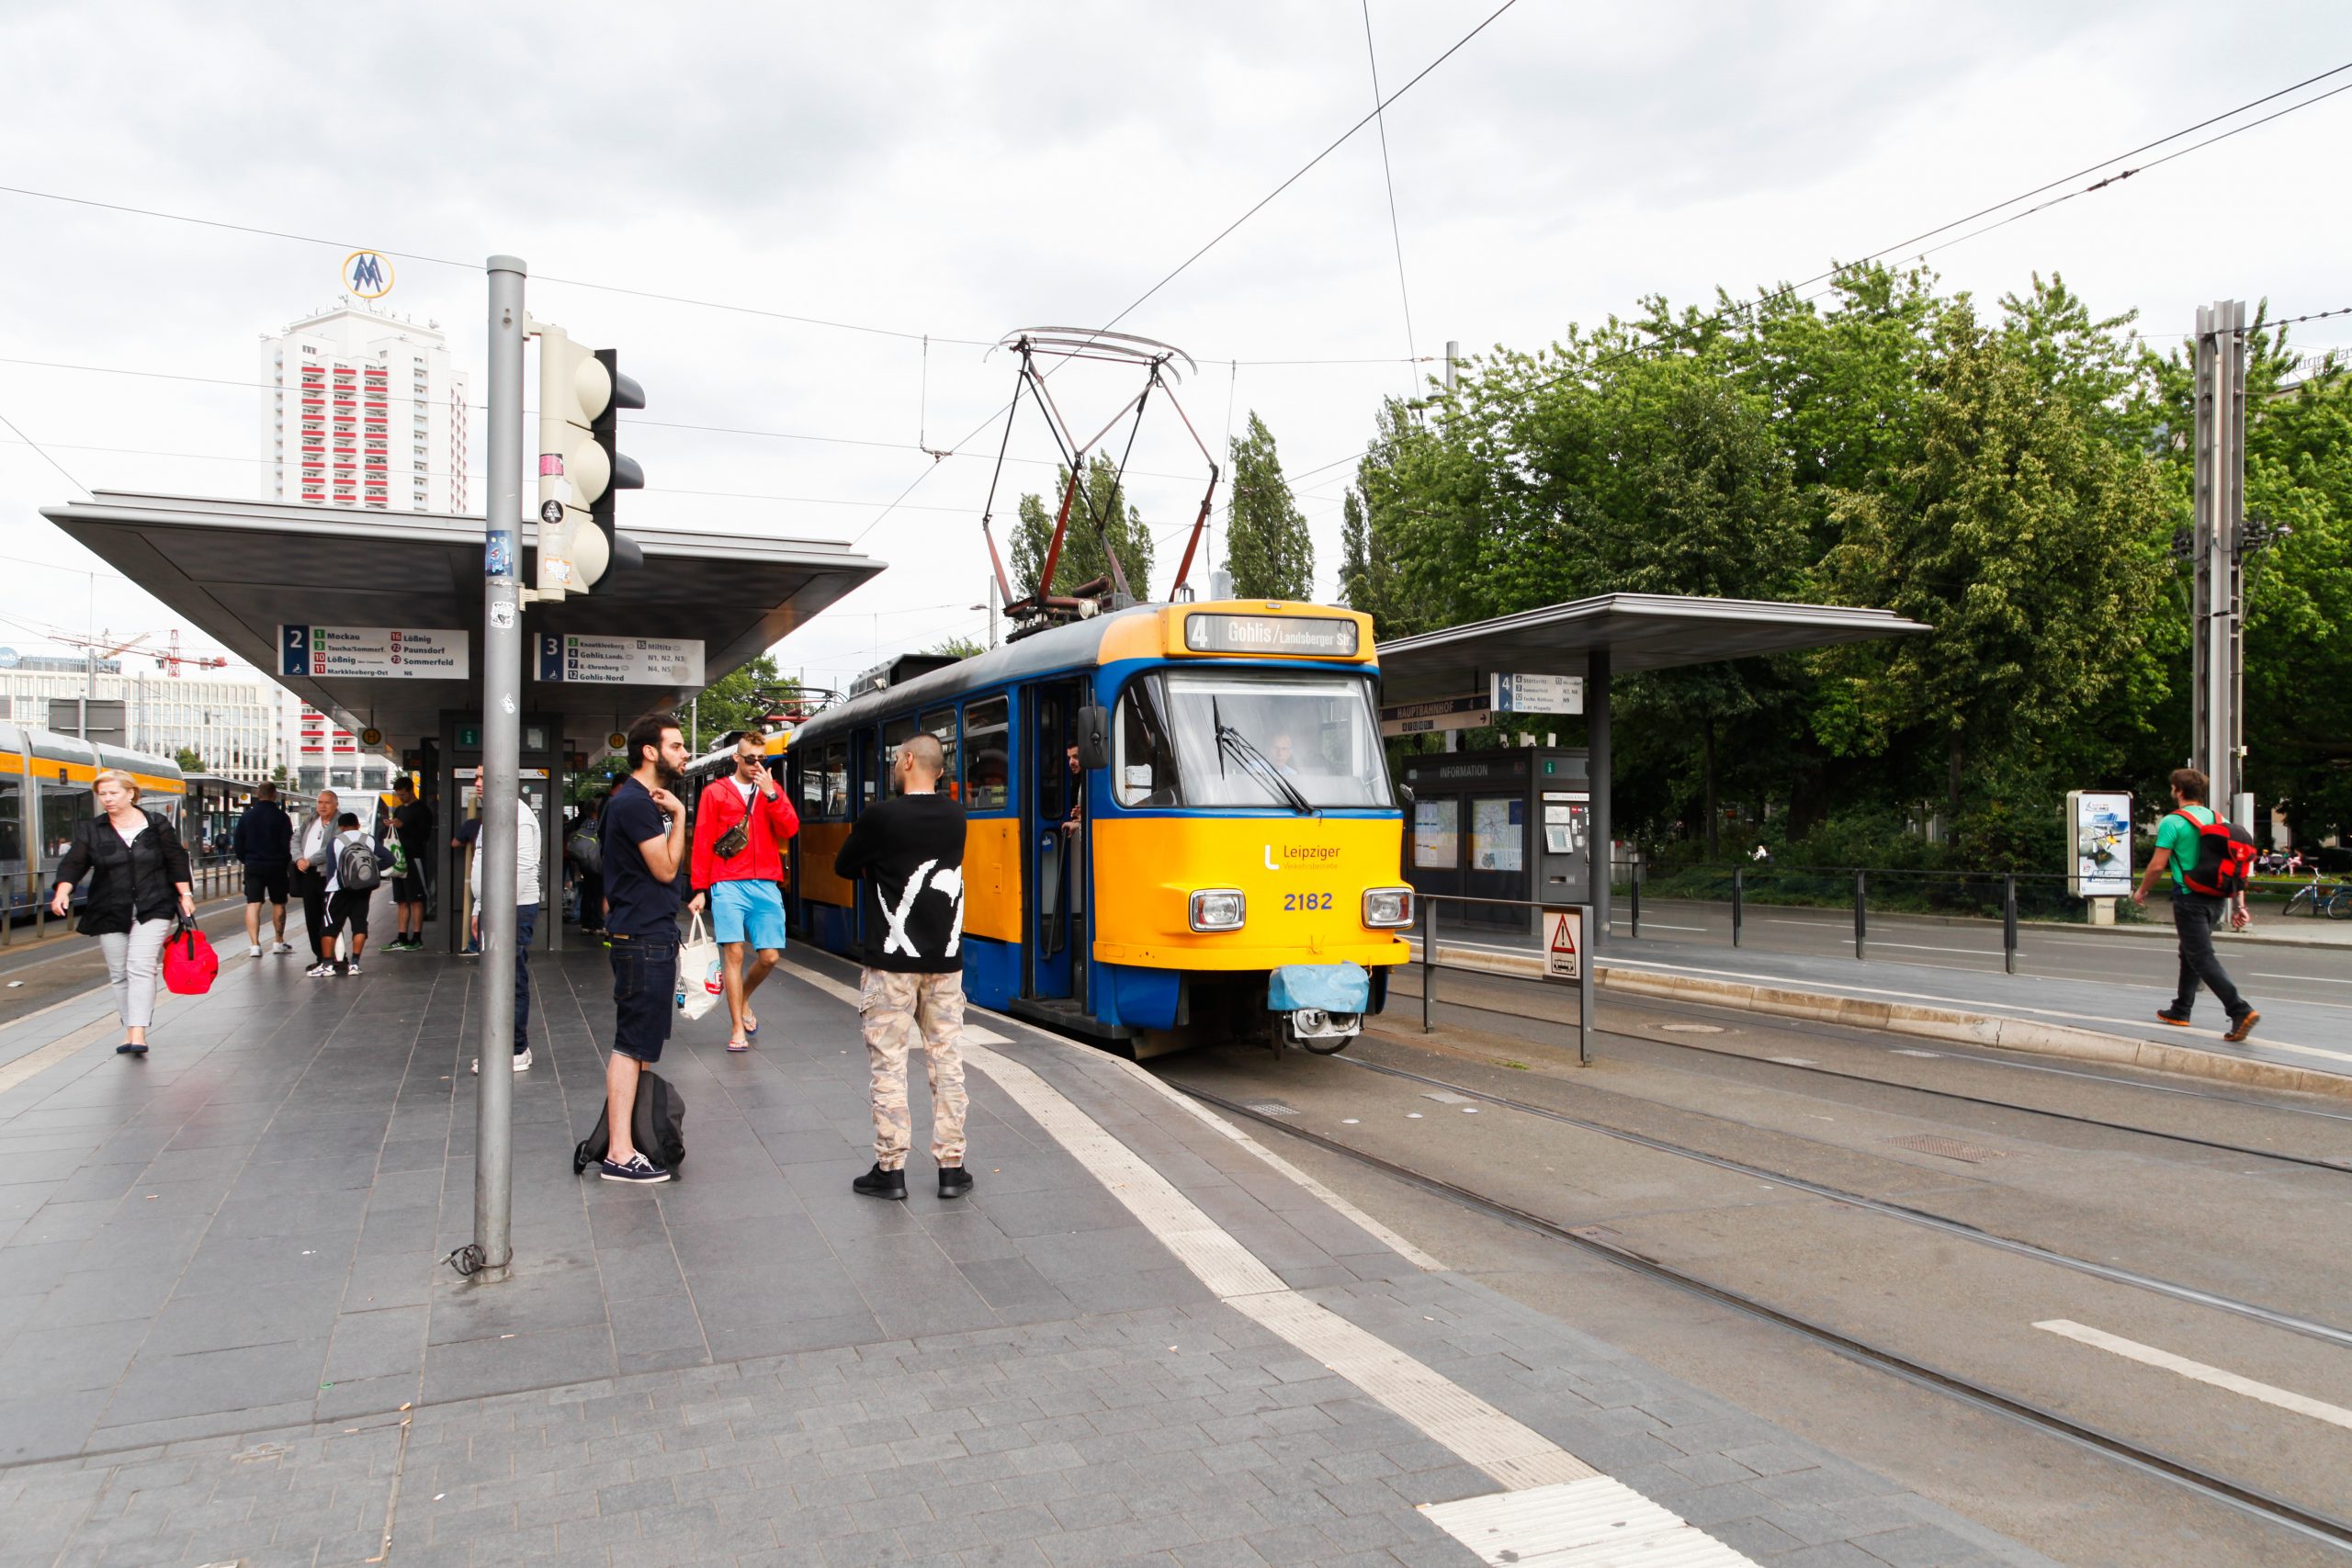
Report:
337,838,383,892
2169,808,2256,898
572,1069,687,1175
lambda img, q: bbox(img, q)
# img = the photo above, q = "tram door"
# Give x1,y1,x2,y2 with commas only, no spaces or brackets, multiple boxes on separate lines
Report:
1024,681,1083,1004
850,726,881,950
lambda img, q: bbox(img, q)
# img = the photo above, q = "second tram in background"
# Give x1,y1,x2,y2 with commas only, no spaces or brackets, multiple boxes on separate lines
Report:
786,600,1411,1056
0,720,187,918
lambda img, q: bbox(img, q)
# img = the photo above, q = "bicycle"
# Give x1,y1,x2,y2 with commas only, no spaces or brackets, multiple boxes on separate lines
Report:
2279,868,2352,919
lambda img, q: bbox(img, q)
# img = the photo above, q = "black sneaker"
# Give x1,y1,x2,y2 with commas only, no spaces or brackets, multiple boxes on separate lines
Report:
852,1164,908,1201
115,1043,148,1055
938,1165,973,1200
600,1152,670,1184
2155,1008,2192,1027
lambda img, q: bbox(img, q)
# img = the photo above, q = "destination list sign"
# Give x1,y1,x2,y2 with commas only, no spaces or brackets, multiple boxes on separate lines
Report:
279,625,468,680
1183,613,1360,657
535,633,705,685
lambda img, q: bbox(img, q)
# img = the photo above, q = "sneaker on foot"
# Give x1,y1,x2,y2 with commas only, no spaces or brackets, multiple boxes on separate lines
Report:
306,962,334,978
469,1048,533,1074
938,1164,973,1200
601,1151,669,1183
2224,1010,2260,1043
246,943,263,958
272,942,294,954
2155,1008,2192,1027
852,1163,908,1200
345,961,362,976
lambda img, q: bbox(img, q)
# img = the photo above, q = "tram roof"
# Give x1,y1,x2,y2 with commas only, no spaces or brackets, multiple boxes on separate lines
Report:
794,609,1138,742
40,491,885,747
1373,592,1930,705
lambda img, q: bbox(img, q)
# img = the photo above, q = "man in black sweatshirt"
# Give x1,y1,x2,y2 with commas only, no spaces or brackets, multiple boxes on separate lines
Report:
833,731,972,1201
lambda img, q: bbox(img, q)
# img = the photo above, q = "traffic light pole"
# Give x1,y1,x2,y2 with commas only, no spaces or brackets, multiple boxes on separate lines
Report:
465,254,527,1285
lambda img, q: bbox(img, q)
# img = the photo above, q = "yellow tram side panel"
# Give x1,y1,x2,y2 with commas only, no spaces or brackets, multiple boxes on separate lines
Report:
1090,817,1408,971
798,821,854,907
18,752,182,804
797,818,1023,945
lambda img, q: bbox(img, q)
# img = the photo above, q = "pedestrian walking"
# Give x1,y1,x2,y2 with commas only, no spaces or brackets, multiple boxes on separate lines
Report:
49,769,195,1055
571,793,607,939
471,794,543,1074
834,731,971,1201
596,714,689,1183
311,813,379,977
232,780,296,957
2135,767,2259,1042
687,731,801,1052
386,778,435,951
291,789,341,967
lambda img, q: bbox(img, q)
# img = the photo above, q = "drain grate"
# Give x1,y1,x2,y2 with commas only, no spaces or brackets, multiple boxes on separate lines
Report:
1422,1090,1474,1105
1882,1133,2008,1163
1244,1100,1300,1118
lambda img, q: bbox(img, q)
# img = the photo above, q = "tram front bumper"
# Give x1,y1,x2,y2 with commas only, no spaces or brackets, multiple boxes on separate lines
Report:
1269,962,1371,1042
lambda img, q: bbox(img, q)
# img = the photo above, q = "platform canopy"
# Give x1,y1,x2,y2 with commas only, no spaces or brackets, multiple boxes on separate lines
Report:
1374,592,1929,705
40,491,885,745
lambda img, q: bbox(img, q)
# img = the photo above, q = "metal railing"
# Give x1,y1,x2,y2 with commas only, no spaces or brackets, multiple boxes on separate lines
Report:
1414,892,1595,1066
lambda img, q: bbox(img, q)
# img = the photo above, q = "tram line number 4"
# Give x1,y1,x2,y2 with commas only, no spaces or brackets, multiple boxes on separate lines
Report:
1544,906,1583,981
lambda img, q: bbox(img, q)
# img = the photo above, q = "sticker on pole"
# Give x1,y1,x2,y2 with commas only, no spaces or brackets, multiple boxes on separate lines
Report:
1543,906,1583,980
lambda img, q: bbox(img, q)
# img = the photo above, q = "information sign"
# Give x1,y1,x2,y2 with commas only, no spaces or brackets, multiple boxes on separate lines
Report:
1492,672,1584,715
1183,614,1359,657
2065,789,2133,897
1381,693,1491,737
535,634,704,685
279,625,468,680
1543,905,1584,981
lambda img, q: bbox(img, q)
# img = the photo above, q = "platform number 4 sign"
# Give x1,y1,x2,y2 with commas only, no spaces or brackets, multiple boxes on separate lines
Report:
1543,906,1584,981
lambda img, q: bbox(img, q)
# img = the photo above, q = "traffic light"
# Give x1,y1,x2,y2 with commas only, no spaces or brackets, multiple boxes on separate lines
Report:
533,323,645,601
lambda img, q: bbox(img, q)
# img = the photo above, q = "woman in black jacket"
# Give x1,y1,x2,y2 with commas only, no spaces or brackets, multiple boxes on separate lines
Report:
51,769,196,1055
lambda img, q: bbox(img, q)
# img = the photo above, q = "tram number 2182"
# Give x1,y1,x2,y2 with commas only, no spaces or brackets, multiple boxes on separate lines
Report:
1283,892,1334,912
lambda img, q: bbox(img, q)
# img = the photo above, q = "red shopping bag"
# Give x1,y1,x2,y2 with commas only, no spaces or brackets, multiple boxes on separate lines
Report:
162,921,219,996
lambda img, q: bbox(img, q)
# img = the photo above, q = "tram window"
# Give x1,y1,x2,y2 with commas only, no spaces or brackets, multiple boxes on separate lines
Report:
1113,683,1179,807
855,730,880,812
881,716,917,772
1152,671,1390,808
963,696,1009,810
820,741,850,818
920,708,959,802
42,785,93,858
798,756,822,814
0,778,19,862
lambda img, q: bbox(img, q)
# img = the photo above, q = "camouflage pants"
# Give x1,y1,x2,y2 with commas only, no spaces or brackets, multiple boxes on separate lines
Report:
859,968,968,1170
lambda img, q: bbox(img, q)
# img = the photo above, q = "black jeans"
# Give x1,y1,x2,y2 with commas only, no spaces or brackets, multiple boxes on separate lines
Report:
513,903,537,1053
298,873,331,962
2172,893,2248,1020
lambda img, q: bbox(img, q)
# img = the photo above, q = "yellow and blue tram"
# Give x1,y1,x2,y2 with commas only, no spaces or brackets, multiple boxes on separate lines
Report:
0,720,187,916
786,601,1412,1055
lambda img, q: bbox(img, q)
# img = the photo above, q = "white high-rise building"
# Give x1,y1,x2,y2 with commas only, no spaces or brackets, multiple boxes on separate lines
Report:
258,305,470,513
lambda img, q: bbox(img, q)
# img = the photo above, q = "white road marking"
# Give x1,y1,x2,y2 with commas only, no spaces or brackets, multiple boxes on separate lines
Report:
2035,1320,2352,1431
0,1017,113,1097
1421,1476,1758,1566
2255,972,2352,985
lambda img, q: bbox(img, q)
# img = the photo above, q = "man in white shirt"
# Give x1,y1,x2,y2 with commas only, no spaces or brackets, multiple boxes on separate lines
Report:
471,795,545,1073
292,790,340,969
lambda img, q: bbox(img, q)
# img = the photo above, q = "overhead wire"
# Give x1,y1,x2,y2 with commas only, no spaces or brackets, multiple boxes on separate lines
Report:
1360,0,1419,395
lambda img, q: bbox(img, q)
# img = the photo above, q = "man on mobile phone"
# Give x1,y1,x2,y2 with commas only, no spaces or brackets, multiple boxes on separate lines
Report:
687,731,800,1052
596,714,689,1183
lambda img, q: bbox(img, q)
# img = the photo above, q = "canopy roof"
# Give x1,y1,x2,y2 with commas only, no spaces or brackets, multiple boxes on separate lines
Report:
1374,592,1929,705
41,491,884,745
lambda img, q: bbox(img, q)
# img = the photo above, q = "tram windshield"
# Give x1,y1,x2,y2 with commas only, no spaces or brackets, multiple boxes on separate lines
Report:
1124,671,1390,810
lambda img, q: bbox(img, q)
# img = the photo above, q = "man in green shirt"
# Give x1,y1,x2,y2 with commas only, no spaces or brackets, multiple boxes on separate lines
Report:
2132,767,2256,1041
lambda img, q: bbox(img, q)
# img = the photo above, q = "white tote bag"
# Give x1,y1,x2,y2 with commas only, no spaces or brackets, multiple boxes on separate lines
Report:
675,911,724,1021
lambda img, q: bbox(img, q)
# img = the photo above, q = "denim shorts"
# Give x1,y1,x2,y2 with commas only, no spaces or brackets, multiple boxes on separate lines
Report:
610,935,678,1064
710,879,787,951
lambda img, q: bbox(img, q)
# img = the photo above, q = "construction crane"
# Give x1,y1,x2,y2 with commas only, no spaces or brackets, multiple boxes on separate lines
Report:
49,626,229,677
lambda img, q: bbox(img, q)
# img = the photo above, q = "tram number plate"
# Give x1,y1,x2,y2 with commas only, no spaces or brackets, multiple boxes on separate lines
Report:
1283,892,1334,912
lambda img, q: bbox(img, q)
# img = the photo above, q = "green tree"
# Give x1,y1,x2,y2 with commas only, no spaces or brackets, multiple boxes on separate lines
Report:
1223,412,1315,600
1010,454,1154,601
692,654,797,747
174,746,204,773
927,635,987,659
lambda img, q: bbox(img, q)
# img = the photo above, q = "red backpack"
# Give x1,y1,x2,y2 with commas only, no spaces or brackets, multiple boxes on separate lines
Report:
162,921,219,995
2167,808,2256,898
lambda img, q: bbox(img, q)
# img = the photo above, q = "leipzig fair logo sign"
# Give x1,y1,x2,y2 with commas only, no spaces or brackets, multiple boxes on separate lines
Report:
343,249,394,299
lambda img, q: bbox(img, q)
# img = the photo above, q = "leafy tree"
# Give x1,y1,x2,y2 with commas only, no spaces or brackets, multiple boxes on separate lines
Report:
174,747,204,773
1222,412,1316,600
927,635,987,659
692,654,797,746
1010,454,1154,602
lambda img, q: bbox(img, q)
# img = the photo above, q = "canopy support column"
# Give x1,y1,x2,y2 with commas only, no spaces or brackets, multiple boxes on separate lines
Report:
1589,647,1611,950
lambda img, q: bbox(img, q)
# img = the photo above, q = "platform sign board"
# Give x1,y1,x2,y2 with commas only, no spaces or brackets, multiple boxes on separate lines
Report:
1492,672,1584,715
1381,693,1491,737
535,634,704,686
2066,789,2133,897
1542,905,1585,981
279,625,468,680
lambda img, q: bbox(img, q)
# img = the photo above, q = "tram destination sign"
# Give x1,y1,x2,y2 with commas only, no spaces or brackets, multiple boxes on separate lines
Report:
1183,613,1359,657
279,625,468,680
535,633,705,686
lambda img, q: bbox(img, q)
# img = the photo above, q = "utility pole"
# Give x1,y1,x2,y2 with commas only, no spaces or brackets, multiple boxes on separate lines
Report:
2190,300,2249,828
466,254,526,1285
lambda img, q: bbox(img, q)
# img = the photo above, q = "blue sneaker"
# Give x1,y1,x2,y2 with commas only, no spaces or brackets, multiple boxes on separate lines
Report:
600,1152,669,1184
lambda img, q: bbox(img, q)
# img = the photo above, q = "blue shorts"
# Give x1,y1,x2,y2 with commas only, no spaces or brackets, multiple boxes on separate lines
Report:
710,880,787,952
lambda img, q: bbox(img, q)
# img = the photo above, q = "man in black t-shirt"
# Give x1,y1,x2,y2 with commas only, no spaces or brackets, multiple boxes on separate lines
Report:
387,780,435,951
834,731,971,1201
595,714,689,1183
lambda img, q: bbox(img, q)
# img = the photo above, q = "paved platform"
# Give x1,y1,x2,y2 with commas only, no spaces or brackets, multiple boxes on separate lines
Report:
0,926,2057,1567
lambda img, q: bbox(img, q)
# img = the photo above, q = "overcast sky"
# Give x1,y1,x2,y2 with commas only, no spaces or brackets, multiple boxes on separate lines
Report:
4,1,2347,698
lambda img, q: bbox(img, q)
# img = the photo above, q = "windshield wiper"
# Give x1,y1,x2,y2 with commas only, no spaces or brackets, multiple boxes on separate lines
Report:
1216,724,1313,815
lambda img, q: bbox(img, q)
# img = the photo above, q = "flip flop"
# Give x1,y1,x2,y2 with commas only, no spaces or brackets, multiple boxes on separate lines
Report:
726,1036,751,1053
743,1012,759,1036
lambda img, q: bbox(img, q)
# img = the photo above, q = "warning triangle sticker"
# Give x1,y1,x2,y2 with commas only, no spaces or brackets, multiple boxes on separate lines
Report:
1548,914,1577,954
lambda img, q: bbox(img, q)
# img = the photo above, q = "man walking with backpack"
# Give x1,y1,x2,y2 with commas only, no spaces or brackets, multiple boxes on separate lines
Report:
233,782,296,958
311,811,380,977
2134,767,2258,1042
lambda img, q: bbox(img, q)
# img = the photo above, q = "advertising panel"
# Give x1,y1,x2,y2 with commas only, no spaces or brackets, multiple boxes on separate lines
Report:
2066,790,2133,897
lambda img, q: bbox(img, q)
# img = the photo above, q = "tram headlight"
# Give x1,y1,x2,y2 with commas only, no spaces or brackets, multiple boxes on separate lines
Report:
1189,889,1246,931
1363,886,1413,928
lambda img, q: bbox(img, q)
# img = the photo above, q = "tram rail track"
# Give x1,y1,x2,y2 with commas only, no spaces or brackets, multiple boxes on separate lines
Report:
1166,1075,2352,1555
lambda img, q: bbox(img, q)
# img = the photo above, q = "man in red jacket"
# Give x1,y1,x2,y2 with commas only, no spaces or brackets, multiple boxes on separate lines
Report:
688,731,802,1051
